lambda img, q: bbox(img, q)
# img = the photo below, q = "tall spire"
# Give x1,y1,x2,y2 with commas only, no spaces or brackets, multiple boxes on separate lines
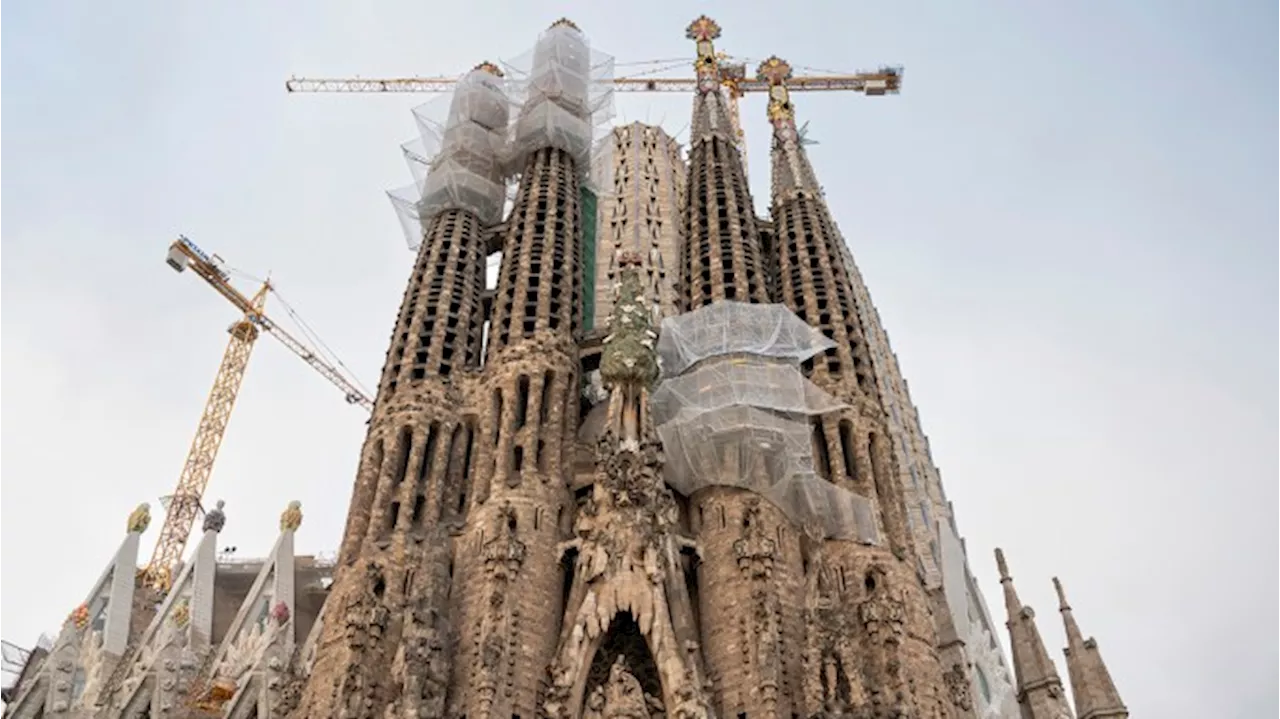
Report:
995,549,1075,718
757,55,823,201
685,15,733,143
1054,578,1129,719
677,16,771,310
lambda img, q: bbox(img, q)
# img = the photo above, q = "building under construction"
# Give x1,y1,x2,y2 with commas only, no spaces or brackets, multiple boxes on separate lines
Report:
2,17,1129,719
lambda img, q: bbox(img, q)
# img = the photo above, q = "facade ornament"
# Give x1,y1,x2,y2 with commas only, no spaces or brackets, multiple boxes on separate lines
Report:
127,502,152,534
686,15,723,94
732,499,777,579
481,502,527,576
279,500,303,532
944,661,975,712
600,251,660,449
202,499,226,533
169,598,191,629
68,603,91,631
270,600,291,626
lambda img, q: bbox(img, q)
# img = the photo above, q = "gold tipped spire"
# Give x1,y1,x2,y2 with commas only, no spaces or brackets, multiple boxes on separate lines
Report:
687,16,722,92
757,55,796,125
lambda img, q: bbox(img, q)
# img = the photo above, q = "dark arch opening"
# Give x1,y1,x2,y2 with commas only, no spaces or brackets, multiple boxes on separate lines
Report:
584,612,664,708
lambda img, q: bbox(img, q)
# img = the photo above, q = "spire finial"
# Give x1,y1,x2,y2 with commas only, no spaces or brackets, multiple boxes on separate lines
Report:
686,16,723,93
1052,576,1070,610
757,55,797,127
995,547,1010,580
280,500,303,532
202,499,227,533
127,502,152,534
549,17,579,31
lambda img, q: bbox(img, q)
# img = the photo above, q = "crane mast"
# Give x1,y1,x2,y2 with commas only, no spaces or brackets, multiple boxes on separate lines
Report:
143,236,373,590
144,280,267,590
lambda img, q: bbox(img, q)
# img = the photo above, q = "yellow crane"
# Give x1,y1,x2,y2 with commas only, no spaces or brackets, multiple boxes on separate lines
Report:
284,56,901,173
144,236,373,590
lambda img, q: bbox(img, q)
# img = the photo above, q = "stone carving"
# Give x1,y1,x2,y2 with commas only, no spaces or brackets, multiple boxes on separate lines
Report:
732,499,777,580
943,662,974,712
544,380,711,718
601,252,660,449
202,499,227,533
587,656,663,718
481,502,527,577
127,502,152,534
858,573,906,645
279,500,303,532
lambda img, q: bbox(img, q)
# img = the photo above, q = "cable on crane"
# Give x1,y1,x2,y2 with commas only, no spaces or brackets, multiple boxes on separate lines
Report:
269,288,374,399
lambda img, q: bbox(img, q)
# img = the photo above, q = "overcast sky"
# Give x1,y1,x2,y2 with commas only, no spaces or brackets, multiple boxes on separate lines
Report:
2,1,1276,716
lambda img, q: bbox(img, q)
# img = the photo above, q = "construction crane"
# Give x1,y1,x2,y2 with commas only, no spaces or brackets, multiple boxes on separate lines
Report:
143,236,373,591
284,56,901,173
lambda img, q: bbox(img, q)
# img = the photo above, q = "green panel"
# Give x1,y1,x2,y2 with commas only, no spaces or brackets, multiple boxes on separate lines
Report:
580,185,598,332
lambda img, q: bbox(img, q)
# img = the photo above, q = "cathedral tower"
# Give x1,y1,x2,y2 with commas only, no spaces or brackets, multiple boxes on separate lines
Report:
757,55,959,716
593,122,687,323
448,19,602,717
678,16,771,310
289,61,509,719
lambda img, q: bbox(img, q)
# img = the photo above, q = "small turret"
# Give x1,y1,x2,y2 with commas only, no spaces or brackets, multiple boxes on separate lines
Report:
1054,578,1129,719
995,548,1075,718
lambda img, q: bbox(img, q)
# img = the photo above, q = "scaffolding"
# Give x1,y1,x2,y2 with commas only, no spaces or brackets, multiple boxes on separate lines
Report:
502,21,616,178
653,302,879,543
388,63,513,249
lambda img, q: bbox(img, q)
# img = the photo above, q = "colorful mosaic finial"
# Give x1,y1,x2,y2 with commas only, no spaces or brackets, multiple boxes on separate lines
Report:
280,500,303,532
756,56,794,86
473,61,504,78
685,15,721,41
68,603,90,630
271,601,292,626
758,55,797,127
127,502,151,534
549,17,579,31
687,16,723,93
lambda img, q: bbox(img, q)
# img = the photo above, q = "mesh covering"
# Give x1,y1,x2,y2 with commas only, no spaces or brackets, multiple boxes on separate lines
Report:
502,23,615,178
656,301,837,377
388,66,512,249
654,302,879,542
650,356,846,426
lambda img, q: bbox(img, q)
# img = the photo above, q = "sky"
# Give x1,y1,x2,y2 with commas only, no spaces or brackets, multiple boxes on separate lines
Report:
2,1,1276,716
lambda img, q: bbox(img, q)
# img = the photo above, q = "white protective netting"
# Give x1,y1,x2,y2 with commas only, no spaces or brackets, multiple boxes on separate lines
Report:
501,22,615,180
650,356,846,426
388,65,512,250
654,302,880,543
656,301,837,377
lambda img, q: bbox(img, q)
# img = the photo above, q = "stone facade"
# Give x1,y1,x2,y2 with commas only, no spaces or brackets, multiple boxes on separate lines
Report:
2,16,1130,719
1,502,332,719
593,123,686,324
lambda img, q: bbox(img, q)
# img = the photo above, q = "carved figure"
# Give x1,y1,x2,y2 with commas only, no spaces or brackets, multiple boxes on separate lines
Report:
279,500,303,532
598,656,655,718
202,499,227,533
600,252,660,446
127,503,151,534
